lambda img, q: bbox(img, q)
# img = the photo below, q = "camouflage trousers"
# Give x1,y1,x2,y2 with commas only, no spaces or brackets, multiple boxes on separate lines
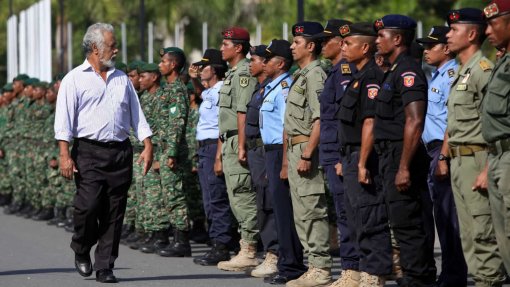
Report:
0,153,11,196
25,143,48,209
124,181,138,228
8,142,27,203
160,153,190,232
47,165,75,209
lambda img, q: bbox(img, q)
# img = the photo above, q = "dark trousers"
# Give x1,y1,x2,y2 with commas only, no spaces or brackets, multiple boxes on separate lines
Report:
426,145,467,285
323,164,360,270
342,151,392,275
70,138,133,271
197,143,232,245
375,141,436,283
264,146,307,279
248,146,278,253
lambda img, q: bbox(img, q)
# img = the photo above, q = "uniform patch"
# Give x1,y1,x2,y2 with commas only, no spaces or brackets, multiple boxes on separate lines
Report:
448,69,455,78
456,84,467,91
281,80,289,88
170,106,177,114
479,60,492,71
368,88,378,99
240,77,249,87
341,64,351,74
403,76,415,87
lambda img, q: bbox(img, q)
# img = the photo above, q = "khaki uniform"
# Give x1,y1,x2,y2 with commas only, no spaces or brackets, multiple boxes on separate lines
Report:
482,52,510,274
447,50,505,286
284,59,331,269
218,58,258,244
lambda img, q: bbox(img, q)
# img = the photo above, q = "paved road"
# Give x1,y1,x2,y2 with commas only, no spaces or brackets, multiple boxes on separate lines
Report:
0,209,491,287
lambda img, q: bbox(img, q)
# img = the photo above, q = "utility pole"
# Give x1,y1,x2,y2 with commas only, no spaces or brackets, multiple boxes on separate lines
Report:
139,0,146,61
297,0,304,22
9,0,13,16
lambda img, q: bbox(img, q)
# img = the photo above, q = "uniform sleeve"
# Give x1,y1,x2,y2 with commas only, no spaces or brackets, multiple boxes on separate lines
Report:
160,86,187,158
360,77,379,119
307,69,326,120
398,65,428,106
235,72,257,113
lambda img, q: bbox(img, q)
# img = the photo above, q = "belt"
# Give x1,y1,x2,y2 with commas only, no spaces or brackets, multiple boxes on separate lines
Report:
219,130,238,143
449,144,486,158
198,139,218,147
425,140,443,152
340,144,361,156
264,144,283,152
246,137,264,150
76,138,129,148
289,135,310,146
488,138,510,155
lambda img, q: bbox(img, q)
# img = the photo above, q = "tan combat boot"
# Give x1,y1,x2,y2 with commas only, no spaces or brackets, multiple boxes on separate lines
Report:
359,272,385,287
286,266,332,287
249,251,278,278
217,239,259,271
329,269,361,287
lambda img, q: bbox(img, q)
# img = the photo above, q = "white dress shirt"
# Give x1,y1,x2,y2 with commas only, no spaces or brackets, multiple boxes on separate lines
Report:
54,59,152,143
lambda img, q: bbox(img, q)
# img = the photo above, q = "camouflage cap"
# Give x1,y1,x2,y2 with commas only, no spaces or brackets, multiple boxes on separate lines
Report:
159,47,185,57
137,63,160,74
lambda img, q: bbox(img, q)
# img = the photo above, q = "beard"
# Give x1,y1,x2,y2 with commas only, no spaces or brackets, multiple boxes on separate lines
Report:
99,50,116,68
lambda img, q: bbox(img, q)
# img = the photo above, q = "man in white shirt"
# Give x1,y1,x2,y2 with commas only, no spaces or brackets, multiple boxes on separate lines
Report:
54,23,153,283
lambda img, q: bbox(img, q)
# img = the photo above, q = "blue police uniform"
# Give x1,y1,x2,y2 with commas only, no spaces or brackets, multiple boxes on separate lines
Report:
319,58,360,271
260,72,307,279
422,59,467,285
245,77,279,255
196,81,232,246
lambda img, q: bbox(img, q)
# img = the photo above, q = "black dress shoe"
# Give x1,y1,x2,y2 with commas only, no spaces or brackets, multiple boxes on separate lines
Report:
74,254,92,277
264,274,291,285
96,269,118,283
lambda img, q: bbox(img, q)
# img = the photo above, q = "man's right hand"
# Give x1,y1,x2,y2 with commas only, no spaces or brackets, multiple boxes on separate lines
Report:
214,157,223,176
435,160,449,181
188,65,199,79
59,154,77,180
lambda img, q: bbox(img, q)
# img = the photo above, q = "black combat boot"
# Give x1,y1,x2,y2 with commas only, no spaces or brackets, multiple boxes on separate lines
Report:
16,202,33,217
48,207,66,225
57,206,73,228
34,207,54,221
157,229,192,257
193,240,231,266
120,224,135,244
4,201,23,215
0,193,12,206
129,232,150,250
26,206,41,219
140,230,170,253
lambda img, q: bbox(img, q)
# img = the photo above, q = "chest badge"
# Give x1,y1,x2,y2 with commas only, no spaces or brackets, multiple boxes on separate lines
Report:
456,84,467,91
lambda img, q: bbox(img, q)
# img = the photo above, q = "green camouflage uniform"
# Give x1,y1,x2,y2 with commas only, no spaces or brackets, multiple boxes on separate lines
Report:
41,103,57,208
0,104,11,196
124,131,139,229
5,99,21,203
159,78,191,232
184,106,202,223
12,96,31,204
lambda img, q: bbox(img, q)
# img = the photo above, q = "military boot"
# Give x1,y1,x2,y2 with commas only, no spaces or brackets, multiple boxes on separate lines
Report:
33,207,54,221
48,207,66,226
140,230,170,253
193,240,231,266
286,266,332,287
0,193,12,206
4,201,23,215
249,251,278,278
129,232,151,250
329,269,361,287
157,229,192,257
217,239,259,271
25,206,40,219
359,272,385,287
57,206,73,228
16,203,33,217
125,231,144,246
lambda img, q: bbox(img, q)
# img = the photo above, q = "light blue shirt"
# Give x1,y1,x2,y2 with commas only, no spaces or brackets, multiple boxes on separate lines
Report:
260,73,292,145
54,59,152,143
196,81,223,141
422,59,458,144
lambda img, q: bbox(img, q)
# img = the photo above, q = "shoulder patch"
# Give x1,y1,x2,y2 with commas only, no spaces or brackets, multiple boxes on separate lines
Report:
341,64,351,74
401,71,416,88
366,84,380,99
281,80,289,89
479,60,492,72
448,69,455,78
239,76,249,88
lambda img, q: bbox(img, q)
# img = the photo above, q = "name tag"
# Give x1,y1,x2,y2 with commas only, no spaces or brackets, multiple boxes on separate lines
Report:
456,84,467,91
294,86,304,94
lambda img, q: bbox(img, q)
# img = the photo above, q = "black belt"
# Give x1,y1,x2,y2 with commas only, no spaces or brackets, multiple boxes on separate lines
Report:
198,139,218,147
340,144,361,156
219,130,238,143
246,137,264,150
488,138,510,155
76,138,129,148
425,140,443,152
264,144,283,152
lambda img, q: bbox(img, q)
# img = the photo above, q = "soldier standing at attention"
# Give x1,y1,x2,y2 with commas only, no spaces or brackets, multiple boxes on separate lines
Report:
416,26,468,286
215,27,259,272
189,49,233,266
310,19,362,287
155,47,193,258
284,21,332,287
245,44,279,278
373,14,436,285
443,8,507,286
483,0,510,274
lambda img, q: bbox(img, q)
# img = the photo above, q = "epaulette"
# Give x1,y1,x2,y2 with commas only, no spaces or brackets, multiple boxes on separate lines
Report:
479,59,492,72
281,80,289,89
448,69,455,78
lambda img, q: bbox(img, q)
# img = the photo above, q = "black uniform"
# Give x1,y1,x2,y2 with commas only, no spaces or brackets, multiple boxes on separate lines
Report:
338,58,392,276
373,52,436,283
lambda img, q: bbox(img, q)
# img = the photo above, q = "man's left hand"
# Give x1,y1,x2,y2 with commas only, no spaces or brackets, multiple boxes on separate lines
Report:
472,169,488,192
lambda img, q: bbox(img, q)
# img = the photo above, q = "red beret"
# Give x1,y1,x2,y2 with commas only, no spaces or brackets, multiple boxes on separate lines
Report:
222,27,250,41
484,0,510,20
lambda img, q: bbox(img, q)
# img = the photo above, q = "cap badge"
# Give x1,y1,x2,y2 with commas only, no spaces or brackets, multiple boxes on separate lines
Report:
294,26,304,34
449,12,460,22
374,19,384,30
339,25,350,37
484,3,499,19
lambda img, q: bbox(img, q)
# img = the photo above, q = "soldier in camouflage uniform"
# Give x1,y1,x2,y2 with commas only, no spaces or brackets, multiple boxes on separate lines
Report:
155,47,193,258
0,83,14,206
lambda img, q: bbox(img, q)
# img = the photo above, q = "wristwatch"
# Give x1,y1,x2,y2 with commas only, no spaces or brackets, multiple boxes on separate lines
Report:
438,154,449,161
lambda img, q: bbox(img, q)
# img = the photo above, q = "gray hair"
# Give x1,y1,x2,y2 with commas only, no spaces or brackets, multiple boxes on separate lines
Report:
82,23,114,56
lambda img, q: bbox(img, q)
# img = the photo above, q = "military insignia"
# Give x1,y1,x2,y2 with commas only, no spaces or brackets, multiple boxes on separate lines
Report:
448,69,455,78
374,19,384,30
224,80,231,85
170,106,177,114
401,72,416,87
462,73,470,84
366,84,380,99
294,26,304,34
281,80,289,88
479,60,492,72
239,77,248,88
431,88,440,93
456,84,467,91
449,12,460,23
300,79,306,86
223,30,233,38
390,63,398,71
294,86,304,94
339,25,350,37
353,81,359,88
484,3,499,19
159,48,165,56
341,64,351,74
